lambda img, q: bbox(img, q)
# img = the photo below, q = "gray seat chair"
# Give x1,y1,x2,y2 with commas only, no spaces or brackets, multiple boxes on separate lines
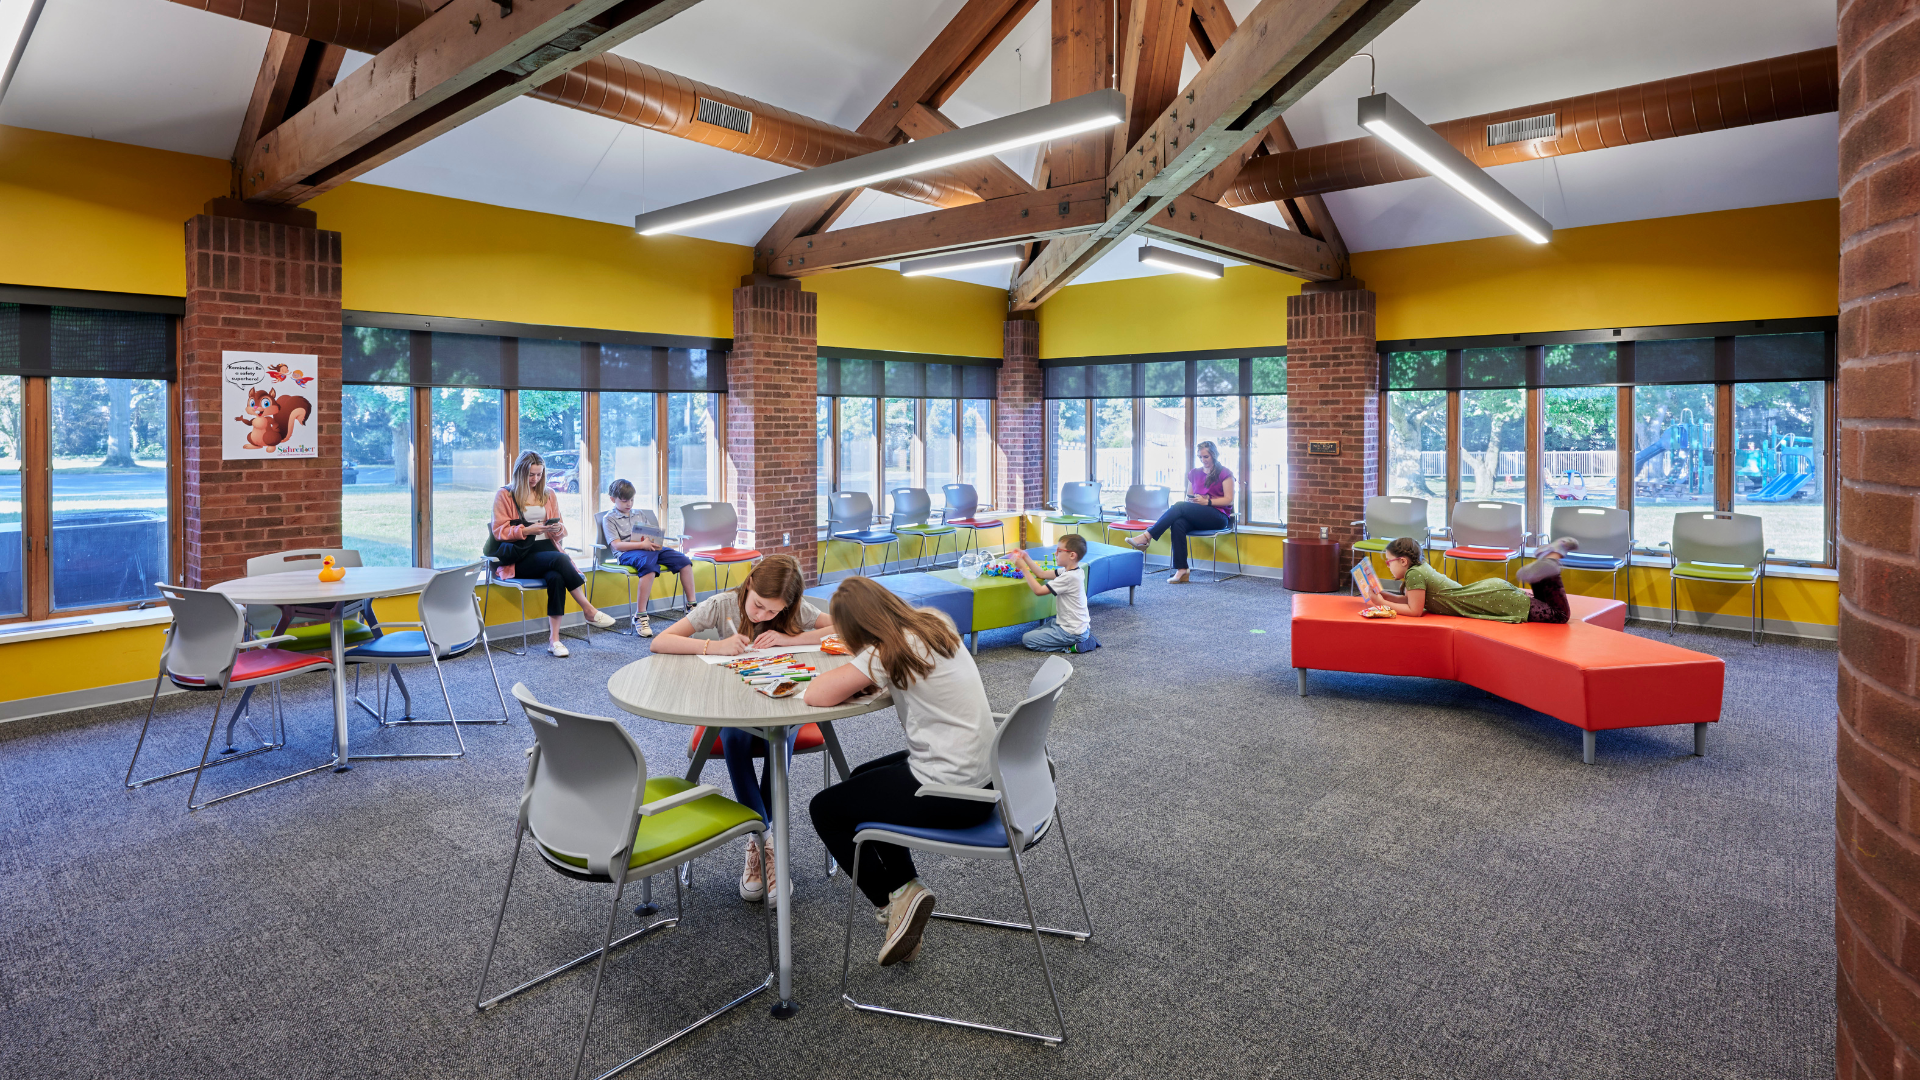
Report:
1549,505,1633,600
1440,500,1529,582
941,483,1005,557
243,547,372,649
838,656,1091,1046
340,561,508,759
1103,484,1170,571
681,501,760,594
1185,511,1241,583
1043,481,1102,541
124,583,337,811
1662,511,1773,645
483,552,602,657
827,491,900,578
476,684,775,1080
1349,496,1430,593
889,487,958,570
590,507,687,635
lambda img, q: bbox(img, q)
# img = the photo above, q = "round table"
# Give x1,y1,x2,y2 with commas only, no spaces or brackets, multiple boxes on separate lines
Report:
607,651,893,1019
212,567,439,770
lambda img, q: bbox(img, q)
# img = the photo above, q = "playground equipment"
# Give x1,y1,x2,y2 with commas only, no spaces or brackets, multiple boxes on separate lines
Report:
1634,408,1710,502
1550,470,1588,501
1737,422,1819,503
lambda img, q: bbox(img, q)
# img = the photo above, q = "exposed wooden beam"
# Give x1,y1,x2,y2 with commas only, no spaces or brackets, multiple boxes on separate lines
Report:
897,103,1037,200
1119,0,1191,148
1047,0,1114,187
239,0,703,205
767,180,1107,276
233,31,345,194
1138,194,1336,277
1009,0,1403,307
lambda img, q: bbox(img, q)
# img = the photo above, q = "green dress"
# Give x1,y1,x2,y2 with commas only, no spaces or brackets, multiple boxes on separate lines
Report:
1402,564,1531,623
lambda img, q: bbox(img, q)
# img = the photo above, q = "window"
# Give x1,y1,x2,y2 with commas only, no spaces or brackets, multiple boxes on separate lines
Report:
1248,395,1286,525
1091,398,1132,503
666,392,720,536
884,398,916,505
1458,388,1527,517
341,385,415,566
1542,386,1617,508
1143,396,1186,492
1734,380,1827,562
0,376,22,618
430,387,503,567
49,377,170,610
1193,393,1239,509
815,356,999,521
1047,399,1087,501
1632,384,1717,551
600,390,658,527
1386,390,1448,529
925,400,956,508
837,397,877,512
960,398,992,500
815,396,833,525
519,390,587,551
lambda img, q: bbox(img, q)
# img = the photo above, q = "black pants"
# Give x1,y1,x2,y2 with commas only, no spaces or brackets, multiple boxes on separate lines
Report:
1147,502,1230,570
1526,575,1570,624
809,750,995,907
515,546,585,617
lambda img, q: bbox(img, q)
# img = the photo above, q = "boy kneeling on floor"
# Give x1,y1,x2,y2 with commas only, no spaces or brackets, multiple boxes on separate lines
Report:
1012,534,1099,653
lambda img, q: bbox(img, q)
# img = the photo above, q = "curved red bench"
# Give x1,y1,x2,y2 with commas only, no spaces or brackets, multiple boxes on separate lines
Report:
1290,593,1723,763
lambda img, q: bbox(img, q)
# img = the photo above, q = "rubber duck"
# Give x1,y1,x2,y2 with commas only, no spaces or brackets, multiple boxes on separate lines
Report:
318,555,346,582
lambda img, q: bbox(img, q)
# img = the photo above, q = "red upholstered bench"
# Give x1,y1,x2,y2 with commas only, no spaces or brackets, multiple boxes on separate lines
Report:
1290,593,1723,763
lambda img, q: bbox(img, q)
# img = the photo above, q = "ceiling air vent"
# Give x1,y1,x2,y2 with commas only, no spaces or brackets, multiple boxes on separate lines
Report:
697,97,753,136
1486,112,1556,147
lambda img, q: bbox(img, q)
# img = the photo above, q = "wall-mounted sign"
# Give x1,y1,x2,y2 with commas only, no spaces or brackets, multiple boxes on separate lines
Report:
223,351,319,459
1308,440,1340,456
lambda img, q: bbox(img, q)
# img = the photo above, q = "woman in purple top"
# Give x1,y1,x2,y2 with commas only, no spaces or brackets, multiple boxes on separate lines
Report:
1124,440,1234,583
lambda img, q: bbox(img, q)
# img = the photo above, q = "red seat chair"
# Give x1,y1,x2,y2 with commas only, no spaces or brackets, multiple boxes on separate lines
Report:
680,501,759,595
1441,500,1529,582
940,483,1005,557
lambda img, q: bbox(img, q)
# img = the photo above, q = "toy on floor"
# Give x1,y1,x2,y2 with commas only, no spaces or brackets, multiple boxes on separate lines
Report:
317,556,346,582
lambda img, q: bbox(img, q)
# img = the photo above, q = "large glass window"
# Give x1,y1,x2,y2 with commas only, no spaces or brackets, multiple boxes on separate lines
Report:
49,377,169,610
925,400,956,512
1458,389,1527,520
1092,398,1133,503
430,387,503,567
1143,397,1186,493
1047,399,1087,502
666,392,720,536
837,397,878,511
519,390,586,551
1734,381,1827,562
0,377,22,618
342,385,414,566
1193,394,1240,507
1386,390,1448,529
960,398,992,502
1249,395,1286,525
1632,384,1718,551
1542,386,1617,508
816,397,833,525
884,398,917,503
600,390,657,527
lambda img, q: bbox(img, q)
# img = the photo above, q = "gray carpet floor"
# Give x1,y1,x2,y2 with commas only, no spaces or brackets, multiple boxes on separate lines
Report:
0,575,1836,1079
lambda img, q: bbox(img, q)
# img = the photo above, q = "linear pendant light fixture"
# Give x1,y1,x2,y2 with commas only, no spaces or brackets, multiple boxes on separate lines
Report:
634,89,1126,237
1358,92,1552,244
1138,244,1224,279
900,245,1023,277
0,0,47,105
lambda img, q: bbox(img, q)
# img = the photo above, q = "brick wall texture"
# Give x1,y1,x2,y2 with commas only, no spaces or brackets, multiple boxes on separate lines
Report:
996,319,1044,518
1838,5,1920,1077
727,284,819,582
1284,286,1378,547
181,215,343,588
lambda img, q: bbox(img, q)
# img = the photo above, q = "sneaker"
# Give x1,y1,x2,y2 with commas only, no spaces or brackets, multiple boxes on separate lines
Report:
1516,538,1580,584
637,614,653,638
879,880,935,966
548,641,570,657
739,839,766,902
588,610,616,629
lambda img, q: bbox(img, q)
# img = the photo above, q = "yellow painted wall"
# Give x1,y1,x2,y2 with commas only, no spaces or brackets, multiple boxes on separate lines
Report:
808,267,1008,358
1038,265,1300,358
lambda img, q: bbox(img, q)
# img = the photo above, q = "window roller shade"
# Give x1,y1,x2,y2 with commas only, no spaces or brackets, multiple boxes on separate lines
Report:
818,353,998,398
0,303,175,381
1381,320,1835,390
342,324,726,392
1042,352,1286,398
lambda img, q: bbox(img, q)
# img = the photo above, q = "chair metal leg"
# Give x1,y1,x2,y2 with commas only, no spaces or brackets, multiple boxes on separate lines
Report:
1668,577,1678,635
351,652,467,761
183,683,334,811
129,668,285,789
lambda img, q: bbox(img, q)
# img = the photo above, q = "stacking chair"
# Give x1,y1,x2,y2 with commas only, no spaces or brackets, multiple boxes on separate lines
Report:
244,548,375,651
1103,484,1170,571
1662,511,1772,645
1042,482,1102,542
889,488,957,570
941,484,1005,559
826,492,900,578
476,684,775,1080
1440,501,1529,582
483,554,602,657
590,508,687,636
124,584,336,811
682,501,761,595
1348,496,1429,592
341,561,509,759
1185,511,1242,583
839,655,1091,1045
1548,505,1633,600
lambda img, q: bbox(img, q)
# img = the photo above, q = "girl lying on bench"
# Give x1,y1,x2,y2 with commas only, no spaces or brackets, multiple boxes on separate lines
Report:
1364,536,1579,624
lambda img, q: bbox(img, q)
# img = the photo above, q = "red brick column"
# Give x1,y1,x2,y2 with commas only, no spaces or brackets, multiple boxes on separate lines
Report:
995,317,1044,521
182,206,342,587
1284,281,1378,547
727,280,819,581
1837,5,1920,1076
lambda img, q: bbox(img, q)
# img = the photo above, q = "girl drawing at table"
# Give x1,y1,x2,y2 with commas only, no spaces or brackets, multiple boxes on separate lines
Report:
1365,536,1580,623
804,575,998,967
649,554,834,904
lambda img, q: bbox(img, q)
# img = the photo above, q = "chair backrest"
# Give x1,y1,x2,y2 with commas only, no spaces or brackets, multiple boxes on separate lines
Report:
1364,496,1428,540
942,484,980,520
1059,481,1101,519
1449,501,1525,550
1549,505,1631,558
157,584,246,688
419,562,488,653
1123,484,1170,523
828,491,875,534
592,509,616,561
1671,511,1766,567
681,502,739,551
890,487,932,529
511,683,648,877
991,660,1070,848
1023,654,1074,703
246,548,363,576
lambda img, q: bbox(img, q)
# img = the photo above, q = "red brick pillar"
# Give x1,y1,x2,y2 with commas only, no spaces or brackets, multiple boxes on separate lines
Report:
1284,281,1378,547
727,279,819,581
181,203,342,587
1837,5,1920,1076
995,317,1044,524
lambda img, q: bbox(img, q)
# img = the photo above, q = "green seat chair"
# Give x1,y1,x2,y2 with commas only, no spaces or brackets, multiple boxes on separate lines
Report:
889,487,958,570
1662,510,1772,646
476,684,774,1080
1042,481,1103,540
1348,496,1429,591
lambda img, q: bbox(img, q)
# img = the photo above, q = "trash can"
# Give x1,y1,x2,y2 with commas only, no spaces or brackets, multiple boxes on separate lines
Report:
1281,538,1342,593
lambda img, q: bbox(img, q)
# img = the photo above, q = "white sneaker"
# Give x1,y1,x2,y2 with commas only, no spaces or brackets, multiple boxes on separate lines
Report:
879,880,934,966
548,641,570,657
739,840,766,902
588,610,616,629
637,614,653,638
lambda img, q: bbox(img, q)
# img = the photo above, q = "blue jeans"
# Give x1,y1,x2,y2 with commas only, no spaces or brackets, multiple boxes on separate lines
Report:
720,726,800,823
1147,502,1231,570
1023,617,1093,653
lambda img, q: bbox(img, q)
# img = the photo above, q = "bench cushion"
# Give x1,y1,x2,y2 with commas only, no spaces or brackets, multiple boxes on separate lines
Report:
806,573,973,631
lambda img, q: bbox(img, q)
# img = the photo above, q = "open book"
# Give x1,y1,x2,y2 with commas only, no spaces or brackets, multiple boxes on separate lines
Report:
1351,558,1383,598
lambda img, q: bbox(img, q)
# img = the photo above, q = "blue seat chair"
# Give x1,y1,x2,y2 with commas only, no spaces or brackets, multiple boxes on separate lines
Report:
941,483,1004,559
1548,504,1633,600
484,552,603,657
827,491,899,578
341,561,509,759
1185,511,1241,583
888,487,958,570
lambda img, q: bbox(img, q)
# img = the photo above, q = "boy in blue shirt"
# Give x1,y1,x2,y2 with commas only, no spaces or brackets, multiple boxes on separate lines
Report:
602,479,697,637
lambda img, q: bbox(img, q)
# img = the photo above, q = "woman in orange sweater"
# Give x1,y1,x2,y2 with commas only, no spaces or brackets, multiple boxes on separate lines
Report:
491,450,615,656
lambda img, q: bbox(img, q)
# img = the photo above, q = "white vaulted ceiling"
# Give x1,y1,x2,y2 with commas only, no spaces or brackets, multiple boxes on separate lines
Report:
0,0,1838,291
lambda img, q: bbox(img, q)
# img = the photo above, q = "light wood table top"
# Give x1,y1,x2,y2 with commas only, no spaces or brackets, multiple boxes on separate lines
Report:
210,566,439,605
606,652,892,729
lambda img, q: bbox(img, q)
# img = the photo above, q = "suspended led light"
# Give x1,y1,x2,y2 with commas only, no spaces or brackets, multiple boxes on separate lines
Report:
1138,244,1224,280
634,89,1126,237
1358,92,1552,244
0,0,47,105
899,246,1023,277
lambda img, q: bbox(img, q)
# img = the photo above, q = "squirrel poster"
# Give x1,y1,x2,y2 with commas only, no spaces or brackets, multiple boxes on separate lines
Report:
222,351,320,459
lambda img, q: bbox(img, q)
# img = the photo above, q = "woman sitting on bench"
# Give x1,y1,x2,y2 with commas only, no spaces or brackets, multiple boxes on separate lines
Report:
1366,536,1579,624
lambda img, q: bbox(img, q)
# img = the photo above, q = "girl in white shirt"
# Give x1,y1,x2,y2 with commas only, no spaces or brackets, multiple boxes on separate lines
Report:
804,575,997,967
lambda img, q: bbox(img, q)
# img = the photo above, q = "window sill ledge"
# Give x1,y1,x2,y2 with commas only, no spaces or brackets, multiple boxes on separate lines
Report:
0,608,171,645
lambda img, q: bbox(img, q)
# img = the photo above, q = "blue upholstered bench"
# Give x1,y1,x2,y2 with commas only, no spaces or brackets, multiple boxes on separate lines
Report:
805,572,974,631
